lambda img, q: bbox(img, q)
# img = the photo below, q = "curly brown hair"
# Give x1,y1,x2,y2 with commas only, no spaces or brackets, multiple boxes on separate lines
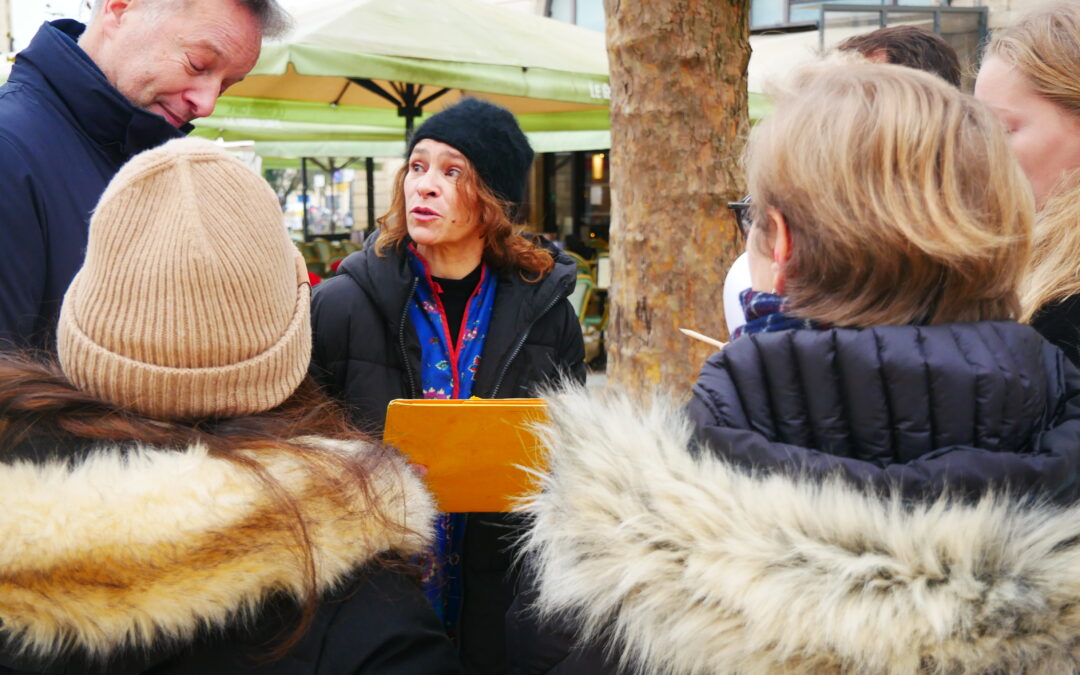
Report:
375,160,554,281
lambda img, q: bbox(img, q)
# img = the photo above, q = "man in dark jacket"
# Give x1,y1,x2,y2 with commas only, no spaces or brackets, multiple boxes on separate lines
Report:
0,0,288,349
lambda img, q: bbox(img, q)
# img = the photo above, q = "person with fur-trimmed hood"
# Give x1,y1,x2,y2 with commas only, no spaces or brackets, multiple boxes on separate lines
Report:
516,63,1080,674
0,138,461,674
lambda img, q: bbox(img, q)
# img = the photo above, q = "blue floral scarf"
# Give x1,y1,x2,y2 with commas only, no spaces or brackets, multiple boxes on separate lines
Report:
406,246,497,640
407,247,496,400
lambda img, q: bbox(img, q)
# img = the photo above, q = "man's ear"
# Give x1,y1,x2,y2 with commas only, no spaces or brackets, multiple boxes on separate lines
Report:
767,207,791,294
96,0,136,31
867,48,891,64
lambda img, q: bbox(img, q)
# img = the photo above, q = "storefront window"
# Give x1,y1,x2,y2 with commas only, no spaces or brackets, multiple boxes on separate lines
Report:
583,151,609,234
546,0,605,32
543,151,609,245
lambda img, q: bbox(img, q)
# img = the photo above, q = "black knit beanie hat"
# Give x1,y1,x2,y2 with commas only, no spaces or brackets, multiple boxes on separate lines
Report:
407,98,534,208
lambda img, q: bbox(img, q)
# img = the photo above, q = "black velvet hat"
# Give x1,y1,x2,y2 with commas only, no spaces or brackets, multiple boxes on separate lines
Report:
407,98,534,208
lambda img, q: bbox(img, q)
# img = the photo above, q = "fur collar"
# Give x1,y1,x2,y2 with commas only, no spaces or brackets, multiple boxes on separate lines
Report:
0,437,435,660
521,388,1080,674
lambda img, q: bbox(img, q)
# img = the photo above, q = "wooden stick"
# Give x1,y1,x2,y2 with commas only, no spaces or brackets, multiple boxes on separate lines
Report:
679,328,726,350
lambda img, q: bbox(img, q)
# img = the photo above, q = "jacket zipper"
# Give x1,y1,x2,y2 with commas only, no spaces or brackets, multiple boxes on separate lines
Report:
398,277,420,398
489,277,571,398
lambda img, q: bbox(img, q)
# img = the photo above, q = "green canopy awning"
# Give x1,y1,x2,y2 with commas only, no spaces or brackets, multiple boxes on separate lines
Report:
242,130,612,162
195,0,622,152
224,0,610,118
192,92,770,153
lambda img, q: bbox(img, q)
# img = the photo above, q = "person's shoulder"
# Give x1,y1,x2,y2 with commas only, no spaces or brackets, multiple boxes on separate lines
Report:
0,81,39,146
528,240,578,289
0,82,78,162
0,70,49,121
0,131,44,199
0,79,24,105
312,252,392,324
0,131,31,169
312,269,371,312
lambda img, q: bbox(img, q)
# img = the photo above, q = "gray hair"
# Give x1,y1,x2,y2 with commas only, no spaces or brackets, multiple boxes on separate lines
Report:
89,0,292,39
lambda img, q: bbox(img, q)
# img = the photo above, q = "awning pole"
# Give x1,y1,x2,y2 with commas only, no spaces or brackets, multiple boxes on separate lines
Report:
301,156,310,241
366,157,376,234
328,158,337,235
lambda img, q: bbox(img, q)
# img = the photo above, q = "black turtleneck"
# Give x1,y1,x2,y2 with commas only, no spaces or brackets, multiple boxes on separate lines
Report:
432,264,483,347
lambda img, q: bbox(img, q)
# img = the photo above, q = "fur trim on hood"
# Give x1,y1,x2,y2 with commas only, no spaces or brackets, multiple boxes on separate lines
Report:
0,437,435,660
520,388,1080,674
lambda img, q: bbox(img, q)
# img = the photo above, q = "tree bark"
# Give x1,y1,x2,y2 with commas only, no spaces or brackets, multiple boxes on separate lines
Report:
603,0,750,393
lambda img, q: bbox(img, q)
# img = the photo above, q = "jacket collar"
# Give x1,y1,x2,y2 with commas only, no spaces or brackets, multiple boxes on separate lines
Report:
0,436,434,662
14,20,188,162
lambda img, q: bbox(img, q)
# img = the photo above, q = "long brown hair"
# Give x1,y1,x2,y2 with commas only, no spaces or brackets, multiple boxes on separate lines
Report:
0,352,415,660
375,161,554,280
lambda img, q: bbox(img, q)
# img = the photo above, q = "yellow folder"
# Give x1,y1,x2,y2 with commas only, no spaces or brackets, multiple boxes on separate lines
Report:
383,398,549,512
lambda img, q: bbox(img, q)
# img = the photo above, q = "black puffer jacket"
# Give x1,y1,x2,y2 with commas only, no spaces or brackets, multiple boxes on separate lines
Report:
688,321,1080,503
512,322,1080,675
310,234,586,674
310,234,586,434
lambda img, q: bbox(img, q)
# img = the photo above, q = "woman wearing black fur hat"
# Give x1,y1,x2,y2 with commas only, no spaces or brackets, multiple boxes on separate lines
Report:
310,98,586,673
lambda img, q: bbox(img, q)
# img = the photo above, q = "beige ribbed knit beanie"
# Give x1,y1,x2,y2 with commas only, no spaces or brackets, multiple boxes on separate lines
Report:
57,137,311,420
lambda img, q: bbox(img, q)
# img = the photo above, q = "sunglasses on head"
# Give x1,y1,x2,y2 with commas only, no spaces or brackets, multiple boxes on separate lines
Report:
726,195,752,239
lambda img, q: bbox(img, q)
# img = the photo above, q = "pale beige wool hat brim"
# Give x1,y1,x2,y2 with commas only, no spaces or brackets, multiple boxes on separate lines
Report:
57,137,311,420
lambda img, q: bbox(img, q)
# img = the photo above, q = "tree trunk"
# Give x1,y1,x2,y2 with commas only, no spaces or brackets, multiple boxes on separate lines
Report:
603,0,750,393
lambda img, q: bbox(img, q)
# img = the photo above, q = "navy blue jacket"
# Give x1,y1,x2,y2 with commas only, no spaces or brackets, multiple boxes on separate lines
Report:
0,20,186,349
689,322,1080,503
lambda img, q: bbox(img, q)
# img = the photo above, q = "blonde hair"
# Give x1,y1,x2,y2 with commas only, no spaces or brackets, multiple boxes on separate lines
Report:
747,62,1032,327
375,161,554,280
985,2,1080,320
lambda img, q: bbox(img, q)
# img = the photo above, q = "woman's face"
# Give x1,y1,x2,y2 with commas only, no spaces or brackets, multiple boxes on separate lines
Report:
975,56,1080,207
404,139,481,252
